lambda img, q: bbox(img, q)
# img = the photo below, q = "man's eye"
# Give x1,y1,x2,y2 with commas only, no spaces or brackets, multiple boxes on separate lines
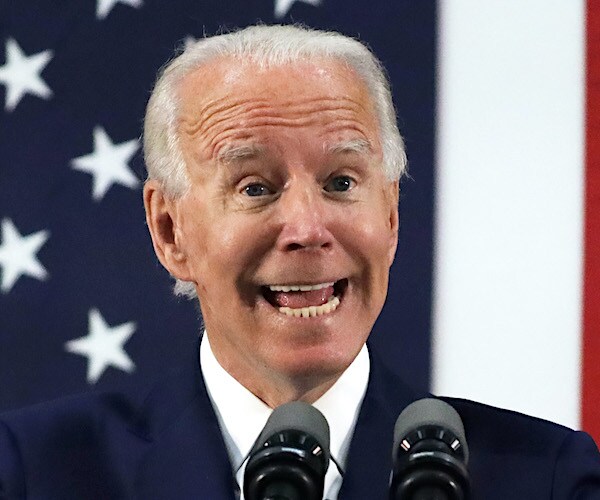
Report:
324,176,355,192
243,183,272,197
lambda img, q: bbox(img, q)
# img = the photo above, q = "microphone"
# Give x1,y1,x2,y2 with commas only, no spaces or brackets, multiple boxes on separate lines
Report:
389,398,470,500
243,401,330,500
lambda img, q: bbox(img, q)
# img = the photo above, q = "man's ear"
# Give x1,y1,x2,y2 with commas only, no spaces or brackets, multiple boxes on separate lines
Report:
143,180,192,281
387,180,400,267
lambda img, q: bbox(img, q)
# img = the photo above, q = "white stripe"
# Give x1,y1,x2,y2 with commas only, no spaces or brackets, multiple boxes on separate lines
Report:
433,0,585,429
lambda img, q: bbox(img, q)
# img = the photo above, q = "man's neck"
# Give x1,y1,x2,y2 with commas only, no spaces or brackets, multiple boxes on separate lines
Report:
250,374,340,408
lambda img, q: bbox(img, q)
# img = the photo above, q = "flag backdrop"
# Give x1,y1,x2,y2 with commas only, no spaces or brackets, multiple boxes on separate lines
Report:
0,1,598,445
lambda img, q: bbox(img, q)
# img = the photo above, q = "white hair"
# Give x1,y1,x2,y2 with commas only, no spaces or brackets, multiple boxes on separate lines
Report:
143,24,407,299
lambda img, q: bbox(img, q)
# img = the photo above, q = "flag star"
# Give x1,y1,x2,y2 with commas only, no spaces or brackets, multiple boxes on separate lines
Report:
274,0,322,19
0,218,49,293
71,126,140,201
0,38,53,112
96,0,143,20
65,309,136,384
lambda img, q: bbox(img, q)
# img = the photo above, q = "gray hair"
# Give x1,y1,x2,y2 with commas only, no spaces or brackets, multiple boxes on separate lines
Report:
143,24,407,299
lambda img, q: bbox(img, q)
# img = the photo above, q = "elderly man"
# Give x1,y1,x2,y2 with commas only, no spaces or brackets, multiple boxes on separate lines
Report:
1,25,600,499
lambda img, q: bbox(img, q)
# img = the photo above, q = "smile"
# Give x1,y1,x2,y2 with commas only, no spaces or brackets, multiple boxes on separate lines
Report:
262,279,347,318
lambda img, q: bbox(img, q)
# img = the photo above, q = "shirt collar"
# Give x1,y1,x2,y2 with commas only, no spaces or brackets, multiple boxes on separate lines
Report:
200,332,370,474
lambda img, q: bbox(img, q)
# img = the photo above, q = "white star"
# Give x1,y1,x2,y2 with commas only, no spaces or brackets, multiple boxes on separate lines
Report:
0,38,53,112
96,0,143,20
71,126,140,201
0,218,49,293
274,0,322,19
65,309,136,384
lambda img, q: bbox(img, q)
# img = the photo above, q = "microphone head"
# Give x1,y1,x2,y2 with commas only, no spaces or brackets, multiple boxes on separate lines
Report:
390,398,470,499
393,398,468,464
244,401,330,500
251,401,330,464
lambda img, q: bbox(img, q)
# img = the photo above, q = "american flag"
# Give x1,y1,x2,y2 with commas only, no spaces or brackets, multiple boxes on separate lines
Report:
1,1,598,445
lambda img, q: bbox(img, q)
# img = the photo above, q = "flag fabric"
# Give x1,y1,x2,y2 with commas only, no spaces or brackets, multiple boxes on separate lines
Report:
0,0,597,446
433,0,599,445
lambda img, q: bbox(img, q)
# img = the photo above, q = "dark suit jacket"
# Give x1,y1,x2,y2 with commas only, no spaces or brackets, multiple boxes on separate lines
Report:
1,345,599,499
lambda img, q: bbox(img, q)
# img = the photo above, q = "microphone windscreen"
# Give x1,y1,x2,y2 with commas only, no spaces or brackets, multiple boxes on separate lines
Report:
393,398,469,463
252,401,331,465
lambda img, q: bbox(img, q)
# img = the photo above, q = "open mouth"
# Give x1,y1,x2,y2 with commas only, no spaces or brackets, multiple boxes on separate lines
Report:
262,279,348,318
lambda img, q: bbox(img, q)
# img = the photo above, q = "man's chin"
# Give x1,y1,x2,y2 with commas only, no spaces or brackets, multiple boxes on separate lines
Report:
268,348,356,385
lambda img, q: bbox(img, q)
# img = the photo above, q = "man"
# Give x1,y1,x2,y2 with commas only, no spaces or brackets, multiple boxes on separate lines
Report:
1,24,599,499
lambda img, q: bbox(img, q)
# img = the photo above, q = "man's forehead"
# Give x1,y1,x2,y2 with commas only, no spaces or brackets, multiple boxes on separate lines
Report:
176,56,381,164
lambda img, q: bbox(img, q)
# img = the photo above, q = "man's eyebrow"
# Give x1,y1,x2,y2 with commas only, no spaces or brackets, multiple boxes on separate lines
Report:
327,138,373,156
216,144,265,164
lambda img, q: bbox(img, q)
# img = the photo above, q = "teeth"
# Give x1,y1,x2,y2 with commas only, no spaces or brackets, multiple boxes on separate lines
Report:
269,282,334,292
279,296,341,318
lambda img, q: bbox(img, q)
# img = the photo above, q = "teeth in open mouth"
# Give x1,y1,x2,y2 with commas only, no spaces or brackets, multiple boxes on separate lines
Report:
278,295,340,318
269,282,335,292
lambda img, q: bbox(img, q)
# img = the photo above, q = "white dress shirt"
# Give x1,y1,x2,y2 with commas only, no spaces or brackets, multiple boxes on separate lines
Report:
200,333,370,500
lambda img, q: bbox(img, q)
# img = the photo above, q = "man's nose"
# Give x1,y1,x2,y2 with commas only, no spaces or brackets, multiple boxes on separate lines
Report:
275,184,334,252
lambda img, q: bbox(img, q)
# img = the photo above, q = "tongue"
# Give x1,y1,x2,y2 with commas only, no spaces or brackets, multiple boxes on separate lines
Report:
272,286,335,308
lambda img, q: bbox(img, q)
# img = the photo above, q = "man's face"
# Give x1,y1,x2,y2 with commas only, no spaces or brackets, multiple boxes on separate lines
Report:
156,57,398,399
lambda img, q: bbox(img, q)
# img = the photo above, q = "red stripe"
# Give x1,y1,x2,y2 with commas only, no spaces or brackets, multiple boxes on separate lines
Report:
583,0,600,445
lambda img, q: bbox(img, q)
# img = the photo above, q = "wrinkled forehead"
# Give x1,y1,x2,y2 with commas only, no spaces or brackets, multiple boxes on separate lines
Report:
175,56,381,160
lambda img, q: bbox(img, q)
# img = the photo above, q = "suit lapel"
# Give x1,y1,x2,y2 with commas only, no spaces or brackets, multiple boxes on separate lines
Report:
338,349,425,500
134,339,237,499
